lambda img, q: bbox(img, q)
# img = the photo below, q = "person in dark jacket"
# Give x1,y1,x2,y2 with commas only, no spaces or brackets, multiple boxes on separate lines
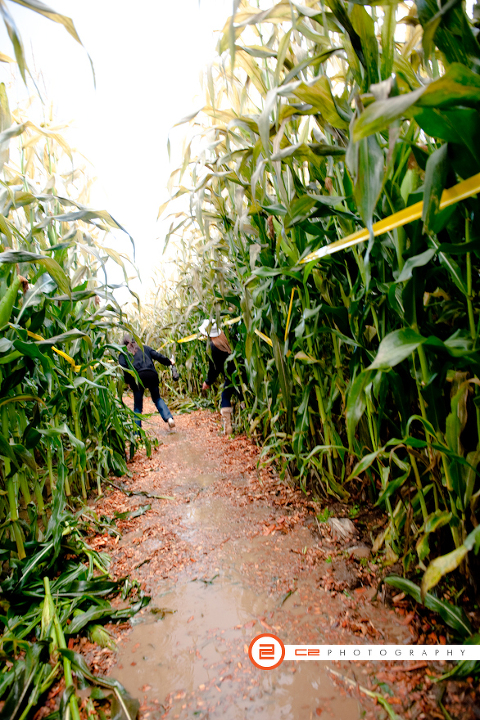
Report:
199,319,236,434
119,334,175,430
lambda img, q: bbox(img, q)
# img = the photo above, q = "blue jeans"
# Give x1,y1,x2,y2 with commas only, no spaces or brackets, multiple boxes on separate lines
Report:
130,370,173,427
221,382,235,408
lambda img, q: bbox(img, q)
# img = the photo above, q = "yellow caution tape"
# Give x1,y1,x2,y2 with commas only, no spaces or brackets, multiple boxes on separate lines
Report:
284,288,296,342
177,316,242,344
243,173,480,351
51,347,81,372
254,327,296,358
177,332,200,344
254,328,273,347
176,318,291,357
301,172,480,263
174,173,480,354
25,329,81,372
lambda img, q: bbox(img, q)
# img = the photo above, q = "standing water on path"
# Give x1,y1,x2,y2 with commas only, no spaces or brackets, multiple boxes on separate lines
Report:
106,409,409,719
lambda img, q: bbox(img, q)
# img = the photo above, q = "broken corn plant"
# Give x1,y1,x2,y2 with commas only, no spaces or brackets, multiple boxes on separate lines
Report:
161,0,480,647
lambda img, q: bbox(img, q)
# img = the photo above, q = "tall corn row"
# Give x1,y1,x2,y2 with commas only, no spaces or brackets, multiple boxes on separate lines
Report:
0,95,140,556
0,5,149,716
162,0,480,602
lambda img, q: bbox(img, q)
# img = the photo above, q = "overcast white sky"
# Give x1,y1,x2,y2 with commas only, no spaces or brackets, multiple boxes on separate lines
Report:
0,0,233,301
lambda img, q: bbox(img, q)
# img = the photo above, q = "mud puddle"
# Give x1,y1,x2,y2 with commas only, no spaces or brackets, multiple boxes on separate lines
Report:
113,429,361,719
96,407,480,720
115,546,359,720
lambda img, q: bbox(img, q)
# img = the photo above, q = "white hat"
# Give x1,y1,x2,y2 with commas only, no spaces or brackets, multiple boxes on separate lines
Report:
198,319,221,338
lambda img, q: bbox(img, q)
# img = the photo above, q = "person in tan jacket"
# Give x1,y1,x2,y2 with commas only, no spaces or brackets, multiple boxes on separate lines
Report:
199,319,235,434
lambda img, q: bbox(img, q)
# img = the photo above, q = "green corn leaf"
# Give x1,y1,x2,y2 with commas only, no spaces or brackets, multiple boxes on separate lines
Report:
0,3,27,82
58,684,77,719
0,642,48,720
380,4,396,79
292,76,350,130
58,647,139,698
369,329,425,370
353,64,480,141
413,108,480,165
0,394,44,409
0,250,70,295
438,633,480,680
49,578,121,598
88,623,117,650
35,329,87,346
353,87,424,141
325,0,366,68
14,541,56,590
37,424,86,469
11,0,83,44
67,594,149,634
346,369,373,447
346,448,385,482
424,510,453,535
376,469,410,506
422,525,480,598
422,144,449,234
385,576,472,636
0,337,13,353
350,133,384,233
113,504,151,521
350,4,379,89
0,430,17,464
396,248,437,283
271,332,293,429
10,443,36,471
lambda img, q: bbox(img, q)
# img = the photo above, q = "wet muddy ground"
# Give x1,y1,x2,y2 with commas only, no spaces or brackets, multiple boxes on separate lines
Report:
87,406,480,720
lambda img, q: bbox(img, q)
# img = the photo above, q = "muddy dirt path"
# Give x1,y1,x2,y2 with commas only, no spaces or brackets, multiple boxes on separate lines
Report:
90,406,425,720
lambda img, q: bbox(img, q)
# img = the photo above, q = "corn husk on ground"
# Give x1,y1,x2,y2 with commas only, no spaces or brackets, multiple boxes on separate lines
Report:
159,0,480,668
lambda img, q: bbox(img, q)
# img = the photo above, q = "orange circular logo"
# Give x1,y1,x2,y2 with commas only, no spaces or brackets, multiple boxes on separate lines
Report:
248,633,285,670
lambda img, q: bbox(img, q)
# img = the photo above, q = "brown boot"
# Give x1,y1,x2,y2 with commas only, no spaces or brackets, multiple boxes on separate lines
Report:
220,407,233,435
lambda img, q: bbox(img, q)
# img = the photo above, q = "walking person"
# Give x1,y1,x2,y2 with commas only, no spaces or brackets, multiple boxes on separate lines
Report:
119,334,175,430
198,319,236,434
